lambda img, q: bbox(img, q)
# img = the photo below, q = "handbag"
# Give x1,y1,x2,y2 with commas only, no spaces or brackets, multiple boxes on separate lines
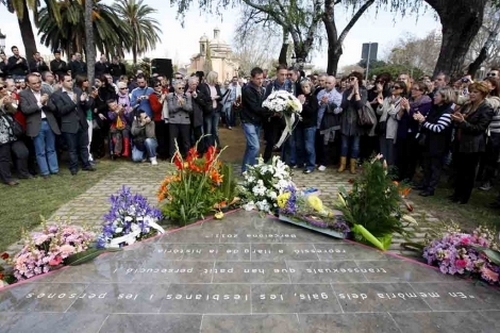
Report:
0,110,24,138
357,102,376,127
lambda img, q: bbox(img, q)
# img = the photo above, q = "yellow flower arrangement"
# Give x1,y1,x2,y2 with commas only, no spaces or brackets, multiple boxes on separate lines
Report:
277,192,291,208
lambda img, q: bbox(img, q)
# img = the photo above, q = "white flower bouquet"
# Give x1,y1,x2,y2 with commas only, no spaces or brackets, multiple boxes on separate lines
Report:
262,90,303,148
239,155,293,214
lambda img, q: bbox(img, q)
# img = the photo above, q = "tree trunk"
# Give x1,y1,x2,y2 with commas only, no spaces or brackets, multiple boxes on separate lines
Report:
467,11,500,77
427,0,487,79
278,43,288,66
133,46,137,65
17,1,37,57
84,0,96,84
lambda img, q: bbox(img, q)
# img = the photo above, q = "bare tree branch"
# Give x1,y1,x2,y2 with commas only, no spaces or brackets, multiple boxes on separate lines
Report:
339,0,375,43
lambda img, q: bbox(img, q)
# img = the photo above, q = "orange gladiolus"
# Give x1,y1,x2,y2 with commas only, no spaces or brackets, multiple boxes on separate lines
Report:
173,152,183,170
210,169,223,184
186,147,199,163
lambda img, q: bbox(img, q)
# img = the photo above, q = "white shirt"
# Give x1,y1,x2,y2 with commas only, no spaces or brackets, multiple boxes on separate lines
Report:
31,89,46,119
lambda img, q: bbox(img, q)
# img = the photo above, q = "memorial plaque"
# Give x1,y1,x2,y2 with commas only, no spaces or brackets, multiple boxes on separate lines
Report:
0,210,499,332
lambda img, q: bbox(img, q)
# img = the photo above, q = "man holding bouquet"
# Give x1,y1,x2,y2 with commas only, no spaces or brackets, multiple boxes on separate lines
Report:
241,67,268,173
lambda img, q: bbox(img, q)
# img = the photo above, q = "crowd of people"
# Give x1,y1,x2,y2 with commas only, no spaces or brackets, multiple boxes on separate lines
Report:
0,47,245,187
241,65,500,206
2,45,500,207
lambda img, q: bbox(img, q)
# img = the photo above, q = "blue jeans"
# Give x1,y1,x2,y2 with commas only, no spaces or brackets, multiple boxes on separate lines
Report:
341,134,360,159
204,111,220,147
295,126,316,171
281,133,297,167
379,137,395,165
242,122,261,173
132,138,158,162
33,120,59,176
223,103,235,127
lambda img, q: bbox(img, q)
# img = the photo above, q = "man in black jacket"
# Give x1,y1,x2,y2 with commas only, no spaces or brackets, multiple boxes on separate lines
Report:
51,74,96,175
95,54,110,79
28,52,49,74
69,52,86,78
7,46,28,80
241,67,268,173
109,56,126,82
50,50,68,79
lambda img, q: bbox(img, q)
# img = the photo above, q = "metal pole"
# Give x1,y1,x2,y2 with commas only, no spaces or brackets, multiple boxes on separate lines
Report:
365,42,372,82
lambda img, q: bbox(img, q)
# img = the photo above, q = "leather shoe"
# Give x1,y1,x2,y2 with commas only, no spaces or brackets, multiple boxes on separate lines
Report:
42,175,50,179
19,174,34,179
70,170,78,176
83,166,96,172
6,180,19,186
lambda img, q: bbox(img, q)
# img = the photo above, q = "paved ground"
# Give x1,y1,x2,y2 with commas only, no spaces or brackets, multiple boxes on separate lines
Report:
6,161,436,257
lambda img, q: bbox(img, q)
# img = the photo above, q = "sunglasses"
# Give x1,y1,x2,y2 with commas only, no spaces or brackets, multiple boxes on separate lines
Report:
393,86,402,89
0,86,4,90
487,73,498,77
349,77,356,81
177,87,185,90
154,84,162,87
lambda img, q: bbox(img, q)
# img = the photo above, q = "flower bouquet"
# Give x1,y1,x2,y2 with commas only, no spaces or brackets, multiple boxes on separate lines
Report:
7,218,95,281
97,186,164,248
158,142,236,225
240,155,293,215
335,155,417,251
262,90,302,148
277,185,350,238
423,226,500,284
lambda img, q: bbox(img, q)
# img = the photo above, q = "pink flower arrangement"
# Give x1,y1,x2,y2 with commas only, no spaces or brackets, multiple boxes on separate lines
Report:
8,222,95,281
423,226,500,284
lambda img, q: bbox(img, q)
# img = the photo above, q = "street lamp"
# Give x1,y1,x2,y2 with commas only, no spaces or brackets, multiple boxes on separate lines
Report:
0,29,6,53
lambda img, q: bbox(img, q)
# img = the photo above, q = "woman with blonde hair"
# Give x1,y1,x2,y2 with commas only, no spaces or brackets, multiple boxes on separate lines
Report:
450,81,494,204
203,71,223,147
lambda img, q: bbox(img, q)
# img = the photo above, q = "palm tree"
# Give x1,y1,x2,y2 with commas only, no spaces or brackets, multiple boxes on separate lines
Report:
37,0,131,58
113,0,162,64
2,0,38,56
83,0,96,83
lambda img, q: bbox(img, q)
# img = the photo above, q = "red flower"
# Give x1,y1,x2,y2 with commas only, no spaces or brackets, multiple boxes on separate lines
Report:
186,147,198,163
173,152,183,170
461,237,470,245
205,146,216,165
0,252,9,260
455,259,467,269
49,256,63,266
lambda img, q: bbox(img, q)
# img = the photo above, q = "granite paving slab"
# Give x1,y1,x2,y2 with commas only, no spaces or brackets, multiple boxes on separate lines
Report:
1,210,499,332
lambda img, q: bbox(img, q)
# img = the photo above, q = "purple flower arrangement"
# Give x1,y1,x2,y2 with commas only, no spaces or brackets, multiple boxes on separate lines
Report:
10,223,95,281
423,227,499,284
97,186,164,249
278,185,351,237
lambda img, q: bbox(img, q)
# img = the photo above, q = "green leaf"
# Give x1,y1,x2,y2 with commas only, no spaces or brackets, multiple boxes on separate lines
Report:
471,246,500,266
64,248,117,266
352,224,387,251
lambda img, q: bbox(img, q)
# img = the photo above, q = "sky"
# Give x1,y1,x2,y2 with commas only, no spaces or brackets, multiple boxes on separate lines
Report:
0,1,441,71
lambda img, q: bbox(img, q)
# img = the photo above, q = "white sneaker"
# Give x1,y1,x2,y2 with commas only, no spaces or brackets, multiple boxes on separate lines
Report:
318,165,326,172
150,157,158,166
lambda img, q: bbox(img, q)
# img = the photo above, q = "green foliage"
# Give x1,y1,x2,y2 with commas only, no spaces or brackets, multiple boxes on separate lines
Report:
359,59,425,81
37,0,131,56
220,164,237,202
64,247,121,266
336,160,411,241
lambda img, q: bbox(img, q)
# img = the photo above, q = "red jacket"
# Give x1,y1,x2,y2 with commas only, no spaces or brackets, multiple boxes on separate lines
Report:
11,91,26,130
149,92,163,122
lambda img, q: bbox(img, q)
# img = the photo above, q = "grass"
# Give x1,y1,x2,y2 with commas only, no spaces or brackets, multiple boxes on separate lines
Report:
408,178,500,233
0,159,122,252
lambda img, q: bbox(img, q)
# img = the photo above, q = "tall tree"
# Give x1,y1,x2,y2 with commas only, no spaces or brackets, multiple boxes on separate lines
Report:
323,0,375,75
37,0,130,57
82,0,96,83
466,4,500,76
233,25,280,74
2,0,38,57
112,0,162,64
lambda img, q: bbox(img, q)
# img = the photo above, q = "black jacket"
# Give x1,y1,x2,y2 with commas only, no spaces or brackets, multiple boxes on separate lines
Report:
95,61,110,78
421,103,453,156
51,87,93,134
109,62,126,78
7,56,28,76
454,101,494,154
299,93,319,128
50,59,68,78
241,82,269,125
69,60,87,78
28,59,49,74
